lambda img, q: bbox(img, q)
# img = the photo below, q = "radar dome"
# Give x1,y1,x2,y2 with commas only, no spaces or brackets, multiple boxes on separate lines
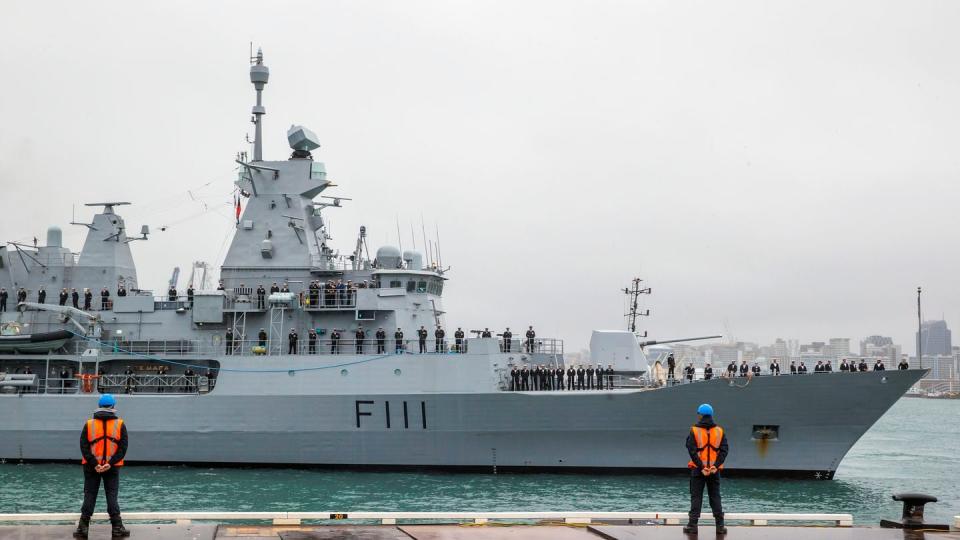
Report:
402,250,423,271
376,246,402,269
46,226,63,248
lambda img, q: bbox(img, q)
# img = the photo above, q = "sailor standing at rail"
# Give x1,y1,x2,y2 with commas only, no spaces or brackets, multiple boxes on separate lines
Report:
417,326,428,353
434,325,445,353
525,326,536,353
667,353,677,380
59,288,69,306
17,288,27,304
186,285,194,308
454,327,465,353
375,327,386,354
586,364,595,389
556,366,565,390
684,362,696,383
770,359,781,376
531,365,540,391
683,403,728,536
256,284,266,309
703,363,713,380
100,287,110,310
502,327,512,352
83,288,92,310
0,288,7,311
898,358,909,370
355,326,366,354
576,365,585,390
74,394,130,539
38,286,46,303
287,328,298,354
225,328,234,355
72,288,80,309
596,364,605,389
308,329,317,354
481,328,492,338
738,360,749,377
751,363,761,377
330,329,341,354
167,286,177,302
510,366,519,390
520,365,530,390
394,328,404,353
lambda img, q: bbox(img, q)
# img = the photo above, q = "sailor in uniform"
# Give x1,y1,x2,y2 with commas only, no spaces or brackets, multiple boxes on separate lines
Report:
258,328,267,347
434,326,445,353
738,361,749,377
770,359,781,376
703,363,713,380
454,328,465,353
531,365,540,391
481,328,492,338
510,366,519,391
790,361,797,374
898,358,909,370
186,285,194,308
556,366,565,390
330,330,341,354
225,329,234,355
287,329,298,354
375,327,386,354
576,365,586,390
256,285,266,309
667,354,676,380
684,363,696,382
0,288,7,311
502,328,513,352
394,328,404,354
566,365,575,390
525,326,536,353
417,326,428,353
83,289,93,310
167,286,177,302
751,363,761,377
308,329,317,354
520,365,529,391
100,288,110,310
586,365,595,389
59,288,69,306
355,327,365,354
38,286,46,303
72,288,80,309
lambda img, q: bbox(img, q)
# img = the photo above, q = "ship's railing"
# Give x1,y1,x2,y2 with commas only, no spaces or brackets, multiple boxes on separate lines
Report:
223,291,359,311
497,338,563,355
498,372,628,391
0,511,855,527
96,374,210,394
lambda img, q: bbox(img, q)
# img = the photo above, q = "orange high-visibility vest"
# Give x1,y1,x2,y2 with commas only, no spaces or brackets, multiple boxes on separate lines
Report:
687,425,724,470
81,418,124,467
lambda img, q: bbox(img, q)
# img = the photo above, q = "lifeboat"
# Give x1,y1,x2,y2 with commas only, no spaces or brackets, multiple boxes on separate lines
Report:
0,322,72,353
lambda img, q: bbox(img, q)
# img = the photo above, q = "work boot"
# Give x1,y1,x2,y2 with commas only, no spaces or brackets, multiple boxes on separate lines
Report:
72,517,90,538
111,519,131,537
682,520,698,534
715,518,727,535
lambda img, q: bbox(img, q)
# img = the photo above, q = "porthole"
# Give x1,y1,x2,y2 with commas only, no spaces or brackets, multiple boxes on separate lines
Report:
340,369,348,376
394,368,402,376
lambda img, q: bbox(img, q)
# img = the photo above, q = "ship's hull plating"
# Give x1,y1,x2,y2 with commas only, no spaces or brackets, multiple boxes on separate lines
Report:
0,370,923,479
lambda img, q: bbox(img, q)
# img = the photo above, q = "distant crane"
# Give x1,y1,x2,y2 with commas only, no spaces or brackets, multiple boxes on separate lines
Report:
188,261,213,291
168,267,180,291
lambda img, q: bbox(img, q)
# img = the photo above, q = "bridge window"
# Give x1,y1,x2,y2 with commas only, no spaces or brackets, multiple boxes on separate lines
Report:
389,280,402,288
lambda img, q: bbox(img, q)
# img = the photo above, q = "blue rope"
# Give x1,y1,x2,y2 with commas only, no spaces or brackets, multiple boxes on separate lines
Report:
66,330,403,373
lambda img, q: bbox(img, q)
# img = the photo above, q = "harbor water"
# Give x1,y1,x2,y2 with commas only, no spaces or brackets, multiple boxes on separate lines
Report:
1,397,956,526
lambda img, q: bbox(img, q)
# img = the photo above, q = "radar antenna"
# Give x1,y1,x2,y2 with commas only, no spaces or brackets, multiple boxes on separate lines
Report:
249,47,269,162
623,277,651,336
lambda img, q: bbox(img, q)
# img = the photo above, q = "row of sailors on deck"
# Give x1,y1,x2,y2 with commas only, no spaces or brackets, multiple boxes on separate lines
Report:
509,364,617,391
0,285,200,312
667,355,909,382
224,326,540,355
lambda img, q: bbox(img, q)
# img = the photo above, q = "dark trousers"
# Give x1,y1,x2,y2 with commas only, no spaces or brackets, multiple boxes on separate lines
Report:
667,367,675,379
81,467,121,520
689,471,723,522
419,340,426,353
395,341,403,353
567,378,573,390
377,340,385,354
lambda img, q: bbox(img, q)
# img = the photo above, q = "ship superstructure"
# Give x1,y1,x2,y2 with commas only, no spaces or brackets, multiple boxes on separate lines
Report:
0,50,925,479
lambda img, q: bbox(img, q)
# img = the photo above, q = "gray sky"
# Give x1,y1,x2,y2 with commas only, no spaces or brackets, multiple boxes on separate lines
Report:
2,0,958,352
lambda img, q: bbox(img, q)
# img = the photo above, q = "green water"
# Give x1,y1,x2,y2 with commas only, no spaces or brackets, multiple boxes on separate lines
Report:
1,398,957,525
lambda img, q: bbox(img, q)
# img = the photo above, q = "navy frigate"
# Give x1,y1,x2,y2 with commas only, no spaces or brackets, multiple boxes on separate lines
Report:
0,50,925,479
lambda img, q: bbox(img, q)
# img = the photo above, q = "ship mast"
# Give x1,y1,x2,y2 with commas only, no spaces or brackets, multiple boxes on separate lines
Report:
623,277,651,337
250,48,269,162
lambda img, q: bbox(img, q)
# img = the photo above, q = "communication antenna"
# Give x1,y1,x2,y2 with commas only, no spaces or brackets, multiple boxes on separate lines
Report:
410,223,417,251
420,215,429,265
623,277,651,336
249,46,269,162
396,215,403,253
435,222,444,269
917,286,922,369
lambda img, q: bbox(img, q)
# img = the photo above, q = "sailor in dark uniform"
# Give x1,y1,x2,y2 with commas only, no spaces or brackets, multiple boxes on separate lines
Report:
59,288,69,306
770,359,781,376
531,365,540,391
258,328,267,347
17,288,26,303
0,288,7,311
667,354,676,380
840,359,850,372
100,287,110,310
606,365,616,388
83,289,92,310
287,329,298,354
684,363,696,382
394,328,404,353
117,285,126,297
167,286,177,302
308,329,317,354
417,326,428,353
454,328,465,353
510,367,519,391
481,328,492,338
814,361,824,373
595,365,604,389
873,360,885,371
556,366,565,390
898,358,909,370
38,287,46,303
525,326,536,353
858,360,868,372
520,365,529,391
225,328,234,355
186,285,194,308
790,361,797,374
330,330,341,354
270,282,280,294
502,328,512,352
355,327,365,354
257,285,266,309
738,361,749,377
585,364,594,389
72,288,80,309
375,327,386,354
798,362,808,374
703,363,713,380
751,363,761,377
434,326,445,353
576,365,586,390
824,360,833,372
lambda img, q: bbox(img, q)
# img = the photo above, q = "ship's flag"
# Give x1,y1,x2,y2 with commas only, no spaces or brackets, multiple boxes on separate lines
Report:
235,195,241,224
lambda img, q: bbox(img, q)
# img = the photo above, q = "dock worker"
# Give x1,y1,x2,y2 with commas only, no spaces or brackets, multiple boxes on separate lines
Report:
258,328,267,347
684,403,728,535
667,354,676,380
417,326,428,353
330,330,341,354
287,328,298,354
59,288,69,306
703,363,713,380
770,359,781,376
38,286,46,304
394,328,404,354
525,326,536,353
898,358,909,370
72,288,80,309
520,365,529,390
684,362,696,382
225,328,234,355
375,327,386,354
256,284,266,309
308,329,317,354
0,288,7,311
355,326,366,354
566,365,575,390
454,327,465,353
74,393,130,539
502,328,512,352
434,326,445,353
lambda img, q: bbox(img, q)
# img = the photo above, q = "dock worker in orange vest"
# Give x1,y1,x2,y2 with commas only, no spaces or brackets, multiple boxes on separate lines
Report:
74,394,130,539
684,403,728,535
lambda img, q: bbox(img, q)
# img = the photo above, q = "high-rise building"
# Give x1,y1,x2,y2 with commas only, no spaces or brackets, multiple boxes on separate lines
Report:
917,320,952,356
826,338,851,362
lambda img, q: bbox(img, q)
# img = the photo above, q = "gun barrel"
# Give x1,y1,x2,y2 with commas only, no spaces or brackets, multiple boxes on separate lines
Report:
638,335,722,347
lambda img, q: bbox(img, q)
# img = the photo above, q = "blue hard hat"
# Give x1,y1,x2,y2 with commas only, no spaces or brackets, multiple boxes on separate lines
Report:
697,403,714,416
98,394,116,408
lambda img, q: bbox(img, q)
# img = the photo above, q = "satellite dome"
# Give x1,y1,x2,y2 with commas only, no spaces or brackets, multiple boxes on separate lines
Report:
376,246,402,269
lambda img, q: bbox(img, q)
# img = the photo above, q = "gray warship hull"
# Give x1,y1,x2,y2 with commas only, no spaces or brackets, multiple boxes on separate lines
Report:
0,354,924,478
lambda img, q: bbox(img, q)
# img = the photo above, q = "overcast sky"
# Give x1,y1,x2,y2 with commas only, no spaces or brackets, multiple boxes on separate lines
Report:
1,0,958,352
